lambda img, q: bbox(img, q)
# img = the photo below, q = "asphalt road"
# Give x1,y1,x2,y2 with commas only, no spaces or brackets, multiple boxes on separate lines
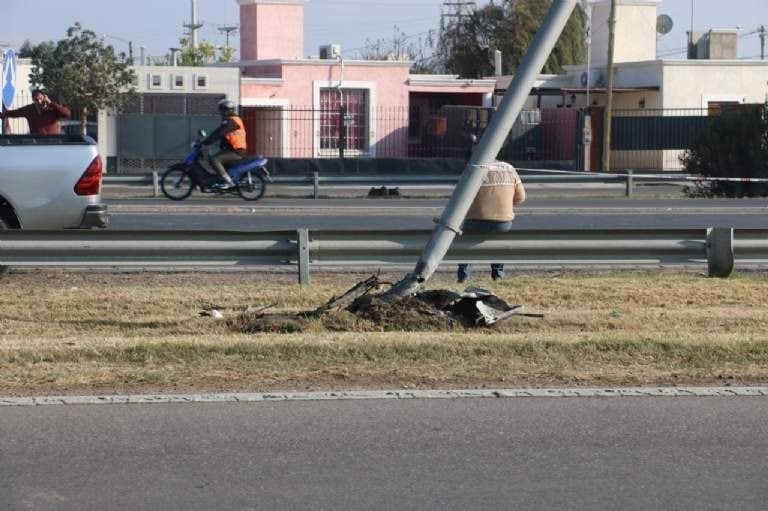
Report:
106,197,768,230
1,396,767,510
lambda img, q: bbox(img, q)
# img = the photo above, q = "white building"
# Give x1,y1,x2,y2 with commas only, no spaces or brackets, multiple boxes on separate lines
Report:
497,0,768,170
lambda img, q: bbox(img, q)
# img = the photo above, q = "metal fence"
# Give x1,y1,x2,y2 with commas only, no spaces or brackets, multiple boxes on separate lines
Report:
115,114,220,172
104,169,668,199
611,108,718,171
0,227,755,284
109,104,762,173
238,105,726,171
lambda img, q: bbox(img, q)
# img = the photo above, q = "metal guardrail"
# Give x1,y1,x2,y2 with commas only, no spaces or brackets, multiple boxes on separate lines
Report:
101,170,684,199
0,228,759,285
103,174,160,197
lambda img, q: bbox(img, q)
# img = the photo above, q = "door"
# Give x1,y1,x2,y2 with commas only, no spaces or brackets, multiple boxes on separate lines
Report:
586,106,604,171
241,106,284,157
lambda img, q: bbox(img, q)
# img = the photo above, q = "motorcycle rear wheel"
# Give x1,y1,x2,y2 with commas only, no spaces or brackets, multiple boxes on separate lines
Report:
237,169,267,201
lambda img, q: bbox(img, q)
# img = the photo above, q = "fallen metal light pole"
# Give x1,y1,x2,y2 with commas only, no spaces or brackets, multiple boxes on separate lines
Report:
383,0,579,299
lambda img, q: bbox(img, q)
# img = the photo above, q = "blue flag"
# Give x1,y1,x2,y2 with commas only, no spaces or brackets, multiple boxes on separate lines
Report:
2,48,17,110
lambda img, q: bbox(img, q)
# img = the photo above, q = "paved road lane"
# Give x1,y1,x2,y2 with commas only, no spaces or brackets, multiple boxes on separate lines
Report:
106,197,768,230
2,396,767,510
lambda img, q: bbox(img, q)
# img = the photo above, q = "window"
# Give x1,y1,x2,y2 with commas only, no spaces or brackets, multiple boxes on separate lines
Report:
319,88,369,153
149,74,162,89
194,75,208,89
172,74,185,89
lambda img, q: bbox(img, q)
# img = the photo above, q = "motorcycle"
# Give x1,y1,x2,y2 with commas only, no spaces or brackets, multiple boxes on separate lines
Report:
160,130,271,201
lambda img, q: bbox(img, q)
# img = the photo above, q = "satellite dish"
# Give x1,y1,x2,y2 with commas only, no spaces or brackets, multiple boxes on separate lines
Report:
657,14,674,35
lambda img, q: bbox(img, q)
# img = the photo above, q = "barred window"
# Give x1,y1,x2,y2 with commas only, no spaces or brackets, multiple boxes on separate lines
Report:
319,88,369,152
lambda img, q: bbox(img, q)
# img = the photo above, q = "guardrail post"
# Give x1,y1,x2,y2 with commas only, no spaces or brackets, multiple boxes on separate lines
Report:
152,172,160,198
625,169,633,198
313,172,320,200
707,227,734,278
297,228,310,285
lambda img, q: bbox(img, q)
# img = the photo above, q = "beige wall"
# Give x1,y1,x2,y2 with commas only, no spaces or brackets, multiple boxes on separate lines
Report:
662,62,768,109
590,0,660,67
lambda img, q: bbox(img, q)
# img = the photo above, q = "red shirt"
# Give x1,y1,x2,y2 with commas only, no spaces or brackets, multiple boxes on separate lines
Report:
1,102,71,135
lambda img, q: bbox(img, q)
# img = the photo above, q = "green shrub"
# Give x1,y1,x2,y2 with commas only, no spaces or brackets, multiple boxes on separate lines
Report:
682,104,768,197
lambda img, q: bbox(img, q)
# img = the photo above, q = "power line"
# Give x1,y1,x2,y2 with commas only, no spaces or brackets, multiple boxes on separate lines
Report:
341,29,434,56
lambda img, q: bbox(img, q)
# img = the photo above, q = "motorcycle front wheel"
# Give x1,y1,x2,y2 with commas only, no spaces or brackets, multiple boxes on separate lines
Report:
236,169,267,201
161,167,194,201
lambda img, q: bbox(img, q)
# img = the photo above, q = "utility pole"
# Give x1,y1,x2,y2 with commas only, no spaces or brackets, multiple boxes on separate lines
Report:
584,0,592,107
687,0,696,59
760,24,766,60
218,25,239,49
384,0,578,299
183,0,204,50
602,0,617,172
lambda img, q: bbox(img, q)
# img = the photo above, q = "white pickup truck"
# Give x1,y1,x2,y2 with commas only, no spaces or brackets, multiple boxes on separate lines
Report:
0,135,108,230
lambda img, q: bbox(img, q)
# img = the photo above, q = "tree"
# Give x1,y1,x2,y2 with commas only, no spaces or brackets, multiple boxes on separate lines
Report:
178,38,235,66
438,0,587,78
359,27,438,73
682,104,768,197
26,23,136,135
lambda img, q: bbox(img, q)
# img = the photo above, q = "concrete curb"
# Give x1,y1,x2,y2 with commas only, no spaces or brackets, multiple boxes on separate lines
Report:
1,387,766,406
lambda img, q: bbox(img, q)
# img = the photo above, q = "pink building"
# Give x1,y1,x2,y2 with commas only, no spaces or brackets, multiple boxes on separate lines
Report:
234,0,495,158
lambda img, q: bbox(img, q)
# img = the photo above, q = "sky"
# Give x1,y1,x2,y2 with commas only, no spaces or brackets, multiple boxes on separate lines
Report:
1,0,765,62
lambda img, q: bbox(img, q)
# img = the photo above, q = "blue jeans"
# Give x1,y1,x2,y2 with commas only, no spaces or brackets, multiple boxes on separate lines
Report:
457,219,514,282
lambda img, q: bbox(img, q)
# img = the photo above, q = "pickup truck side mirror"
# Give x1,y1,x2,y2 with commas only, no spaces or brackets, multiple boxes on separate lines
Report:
198,129,207,138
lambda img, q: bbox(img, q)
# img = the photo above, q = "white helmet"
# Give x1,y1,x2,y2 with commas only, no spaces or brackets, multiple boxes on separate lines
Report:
218,99,236,116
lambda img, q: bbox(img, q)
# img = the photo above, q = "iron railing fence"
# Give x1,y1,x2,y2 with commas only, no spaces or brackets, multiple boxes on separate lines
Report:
239,105,580,164
5,97,755,175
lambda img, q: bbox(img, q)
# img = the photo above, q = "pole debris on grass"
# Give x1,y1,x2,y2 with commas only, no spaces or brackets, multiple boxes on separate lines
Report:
232,275,543,333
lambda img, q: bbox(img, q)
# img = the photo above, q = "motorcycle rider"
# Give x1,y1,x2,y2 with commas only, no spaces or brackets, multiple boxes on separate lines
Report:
201,99,247,190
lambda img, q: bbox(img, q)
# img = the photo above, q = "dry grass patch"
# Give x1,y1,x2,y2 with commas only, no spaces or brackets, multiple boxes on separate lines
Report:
0,270,767,394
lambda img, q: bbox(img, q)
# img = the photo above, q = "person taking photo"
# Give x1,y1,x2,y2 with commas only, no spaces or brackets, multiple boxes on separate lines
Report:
0,89,71,135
